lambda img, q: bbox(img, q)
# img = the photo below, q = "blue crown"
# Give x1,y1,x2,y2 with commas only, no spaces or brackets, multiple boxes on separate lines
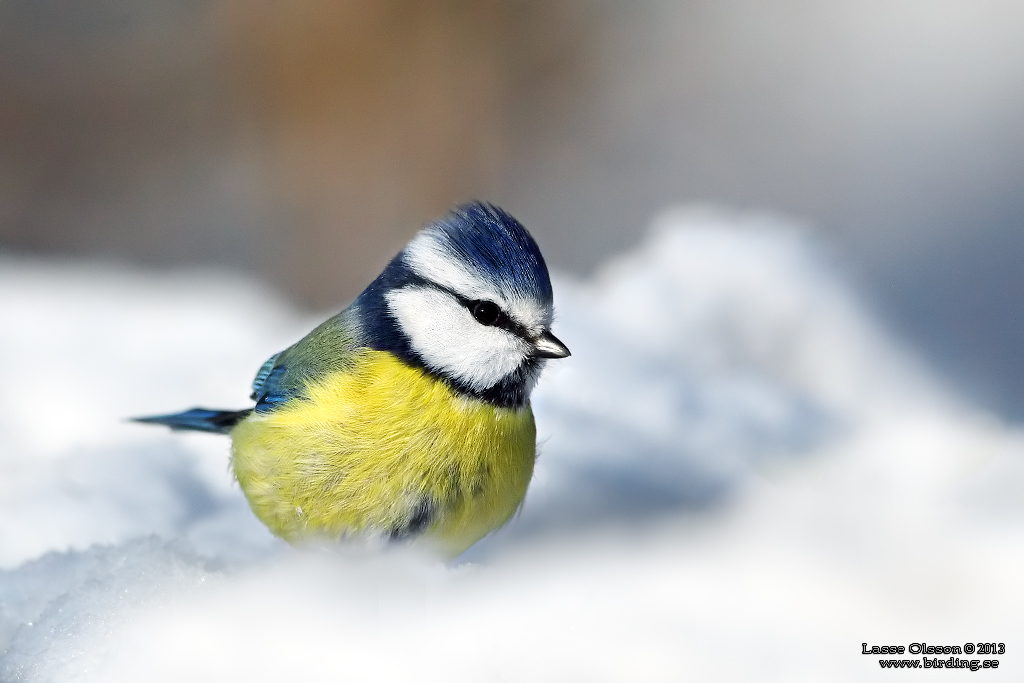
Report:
424,202,553,305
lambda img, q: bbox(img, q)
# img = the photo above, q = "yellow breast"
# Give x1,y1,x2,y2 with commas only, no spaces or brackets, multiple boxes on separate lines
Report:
229,350,536,556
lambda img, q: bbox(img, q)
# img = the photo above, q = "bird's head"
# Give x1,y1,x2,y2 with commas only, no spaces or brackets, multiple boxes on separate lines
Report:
354,202,569,408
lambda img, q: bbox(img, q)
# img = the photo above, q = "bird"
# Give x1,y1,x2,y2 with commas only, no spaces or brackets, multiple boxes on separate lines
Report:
135,202,569,557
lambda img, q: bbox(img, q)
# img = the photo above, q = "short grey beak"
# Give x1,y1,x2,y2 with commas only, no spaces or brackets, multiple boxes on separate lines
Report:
534,331,571,359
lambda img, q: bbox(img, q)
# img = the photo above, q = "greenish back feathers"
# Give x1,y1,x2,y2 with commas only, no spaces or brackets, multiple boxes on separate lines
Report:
250,308,361,410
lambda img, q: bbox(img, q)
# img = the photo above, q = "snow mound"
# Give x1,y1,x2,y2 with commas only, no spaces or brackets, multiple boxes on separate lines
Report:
511,208,938,541
2,208,1022,681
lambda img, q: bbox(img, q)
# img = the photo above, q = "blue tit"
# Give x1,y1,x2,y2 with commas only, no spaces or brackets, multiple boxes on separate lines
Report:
136,202,570,556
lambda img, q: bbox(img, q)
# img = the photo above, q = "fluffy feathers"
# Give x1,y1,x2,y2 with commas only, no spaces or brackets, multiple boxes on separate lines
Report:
136,202,566,555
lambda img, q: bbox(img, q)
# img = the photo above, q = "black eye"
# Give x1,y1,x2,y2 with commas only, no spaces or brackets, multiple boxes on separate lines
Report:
471,300,501,326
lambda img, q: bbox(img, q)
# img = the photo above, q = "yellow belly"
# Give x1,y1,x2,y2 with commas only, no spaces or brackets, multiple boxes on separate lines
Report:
229,350,536,556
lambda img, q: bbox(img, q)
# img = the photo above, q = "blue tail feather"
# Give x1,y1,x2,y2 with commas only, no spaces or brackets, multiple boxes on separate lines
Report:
132,408,251,434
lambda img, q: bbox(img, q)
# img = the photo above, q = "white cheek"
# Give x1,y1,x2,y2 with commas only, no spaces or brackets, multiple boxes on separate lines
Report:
386,287,530,391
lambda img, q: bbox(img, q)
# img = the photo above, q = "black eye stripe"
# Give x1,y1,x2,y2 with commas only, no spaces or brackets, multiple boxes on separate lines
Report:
467,301,532,340
466,298,520,336
401,277,536,341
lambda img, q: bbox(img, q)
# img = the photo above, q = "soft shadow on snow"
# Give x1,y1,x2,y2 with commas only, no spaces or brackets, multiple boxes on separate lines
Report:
2,207,1023,681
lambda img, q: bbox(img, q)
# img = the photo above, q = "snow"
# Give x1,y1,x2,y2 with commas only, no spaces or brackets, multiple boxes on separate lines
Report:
2,207,1022,680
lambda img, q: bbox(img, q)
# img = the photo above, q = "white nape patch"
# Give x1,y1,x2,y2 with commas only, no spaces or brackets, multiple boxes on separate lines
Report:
386,285,531,391
403,229,552,335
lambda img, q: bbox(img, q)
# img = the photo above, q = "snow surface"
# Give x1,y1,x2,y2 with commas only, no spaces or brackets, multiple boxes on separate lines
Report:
2,207,1023,681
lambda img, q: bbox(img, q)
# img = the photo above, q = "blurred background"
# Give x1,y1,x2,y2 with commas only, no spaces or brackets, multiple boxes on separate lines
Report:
4,5,1024,677
1,0,1023,418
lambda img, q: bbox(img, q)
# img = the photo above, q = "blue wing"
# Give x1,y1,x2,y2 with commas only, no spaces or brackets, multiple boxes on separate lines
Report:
250,352,280,400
